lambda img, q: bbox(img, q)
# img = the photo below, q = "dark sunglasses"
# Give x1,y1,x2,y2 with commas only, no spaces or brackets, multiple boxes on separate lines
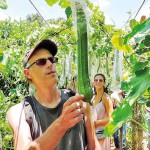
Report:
27,57,58,69
94,79,104,82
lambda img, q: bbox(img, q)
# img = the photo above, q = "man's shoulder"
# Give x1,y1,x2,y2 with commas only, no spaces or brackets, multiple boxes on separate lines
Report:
7,102,25,130
7,102,23,115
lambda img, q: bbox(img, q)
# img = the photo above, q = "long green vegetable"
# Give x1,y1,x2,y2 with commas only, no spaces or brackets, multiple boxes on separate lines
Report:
76,2,93,105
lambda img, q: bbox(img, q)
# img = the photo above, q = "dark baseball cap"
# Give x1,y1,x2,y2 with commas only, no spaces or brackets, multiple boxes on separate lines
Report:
23,39,58,68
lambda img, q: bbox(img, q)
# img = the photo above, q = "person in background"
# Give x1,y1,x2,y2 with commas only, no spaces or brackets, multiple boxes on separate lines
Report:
7,39,96,150
67,75,78,93
91,73,113,150
111,90,127,150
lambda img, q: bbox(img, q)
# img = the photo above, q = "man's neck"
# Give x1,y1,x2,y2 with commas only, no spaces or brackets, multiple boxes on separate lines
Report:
34,86,61,108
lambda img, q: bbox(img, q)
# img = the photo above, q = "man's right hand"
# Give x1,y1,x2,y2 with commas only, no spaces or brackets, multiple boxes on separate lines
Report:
59,95,86,130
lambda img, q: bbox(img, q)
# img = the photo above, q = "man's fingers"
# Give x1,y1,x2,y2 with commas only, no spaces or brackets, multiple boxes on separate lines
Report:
64,95,84,107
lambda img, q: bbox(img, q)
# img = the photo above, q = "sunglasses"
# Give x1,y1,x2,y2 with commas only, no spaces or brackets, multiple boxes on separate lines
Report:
94,79,104,82
27,57,58,69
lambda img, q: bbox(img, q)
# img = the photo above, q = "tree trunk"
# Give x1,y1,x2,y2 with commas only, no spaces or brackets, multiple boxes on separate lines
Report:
131,102,143,150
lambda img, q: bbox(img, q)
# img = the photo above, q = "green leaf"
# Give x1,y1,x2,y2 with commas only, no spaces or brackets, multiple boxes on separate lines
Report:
133,61,149,72
124,18,150,44
104,103,132,136
146,101,150,107
65,7,72,19
130,19,139,29
121,81,130,92
0,48,3,62
45,0,59,6
129,54,137,64
111,103,132,122
59,0,70,8
126,68,150,105
143,34,150,46
0,0,8,9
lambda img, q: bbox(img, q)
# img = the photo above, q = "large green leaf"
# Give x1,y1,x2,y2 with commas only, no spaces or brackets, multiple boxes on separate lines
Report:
126,68,150,105
0,0,8,9
133,61,149,72
104,103,132,136
124,17,150,44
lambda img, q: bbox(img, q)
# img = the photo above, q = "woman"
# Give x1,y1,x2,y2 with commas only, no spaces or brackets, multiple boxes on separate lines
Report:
91,73,113,150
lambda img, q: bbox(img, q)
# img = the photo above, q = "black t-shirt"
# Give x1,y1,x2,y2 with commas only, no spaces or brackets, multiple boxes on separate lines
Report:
24,89,86,150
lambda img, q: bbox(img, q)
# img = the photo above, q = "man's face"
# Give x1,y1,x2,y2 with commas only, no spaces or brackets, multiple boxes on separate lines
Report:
24,49,58,87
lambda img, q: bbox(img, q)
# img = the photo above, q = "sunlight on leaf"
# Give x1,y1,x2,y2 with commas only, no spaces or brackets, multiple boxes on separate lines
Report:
124,18,150,44
104,103,132,136
130,19,139,29
111,35,123,49
59,0,70,8
111,35,133,53
45,0,59,6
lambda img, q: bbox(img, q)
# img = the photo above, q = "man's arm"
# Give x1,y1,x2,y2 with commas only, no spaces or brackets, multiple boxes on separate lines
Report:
7,103,32,150
7,95,85,150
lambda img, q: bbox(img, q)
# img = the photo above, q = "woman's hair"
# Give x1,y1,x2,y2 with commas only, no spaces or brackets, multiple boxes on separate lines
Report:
72,75,77,81
93,73,108,94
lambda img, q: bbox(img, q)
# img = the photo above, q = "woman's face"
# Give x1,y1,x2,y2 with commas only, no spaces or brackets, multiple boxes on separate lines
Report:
93,75,105,89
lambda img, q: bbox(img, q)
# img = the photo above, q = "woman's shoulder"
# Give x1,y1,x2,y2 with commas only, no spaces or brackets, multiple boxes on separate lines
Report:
102,92,111,102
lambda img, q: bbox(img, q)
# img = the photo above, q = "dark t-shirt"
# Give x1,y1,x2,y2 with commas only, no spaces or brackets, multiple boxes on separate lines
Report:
24,89,86,150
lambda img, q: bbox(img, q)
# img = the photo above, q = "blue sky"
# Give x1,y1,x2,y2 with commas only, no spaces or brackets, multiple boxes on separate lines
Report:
0,0,149,28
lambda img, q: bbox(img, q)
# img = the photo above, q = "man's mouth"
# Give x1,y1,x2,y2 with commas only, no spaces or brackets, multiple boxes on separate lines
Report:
47,71,55,75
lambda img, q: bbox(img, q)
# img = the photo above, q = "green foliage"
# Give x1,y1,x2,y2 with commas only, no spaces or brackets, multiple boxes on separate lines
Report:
106,17,150,137
124,17,150,44
65,6,72,19
45,0,70,8
0,1,149,148
0,0,7,9
104,102,132,136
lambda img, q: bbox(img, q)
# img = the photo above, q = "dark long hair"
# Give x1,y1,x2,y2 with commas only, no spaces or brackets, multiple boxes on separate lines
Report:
93,73,108,94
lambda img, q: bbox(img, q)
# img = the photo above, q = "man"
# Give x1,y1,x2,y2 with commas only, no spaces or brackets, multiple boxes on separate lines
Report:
7,39,96,150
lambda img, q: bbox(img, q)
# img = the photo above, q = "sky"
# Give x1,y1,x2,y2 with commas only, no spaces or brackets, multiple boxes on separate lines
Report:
0,0,150,28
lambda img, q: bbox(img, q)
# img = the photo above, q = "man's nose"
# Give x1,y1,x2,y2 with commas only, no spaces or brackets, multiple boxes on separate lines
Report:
46,59,53,66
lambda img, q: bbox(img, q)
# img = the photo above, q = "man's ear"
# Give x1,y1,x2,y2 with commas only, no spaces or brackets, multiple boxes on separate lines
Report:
24,69,32,80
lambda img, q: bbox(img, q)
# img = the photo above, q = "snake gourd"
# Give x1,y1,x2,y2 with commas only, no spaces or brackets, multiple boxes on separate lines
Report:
76,2,93,105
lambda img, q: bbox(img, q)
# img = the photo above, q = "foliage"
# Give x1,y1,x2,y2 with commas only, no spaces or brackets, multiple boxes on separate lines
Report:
105,17,150,136
0,0,7,9
0,0,150,149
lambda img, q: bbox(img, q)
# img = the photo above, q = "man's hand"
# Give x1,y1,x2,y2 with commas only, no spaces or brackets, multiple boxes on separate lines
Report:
59,95,86,130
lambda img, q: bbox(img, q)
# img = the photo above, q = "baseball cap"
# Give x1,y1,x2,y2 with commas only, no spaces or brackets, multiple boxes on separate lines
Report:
23,39,58,68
